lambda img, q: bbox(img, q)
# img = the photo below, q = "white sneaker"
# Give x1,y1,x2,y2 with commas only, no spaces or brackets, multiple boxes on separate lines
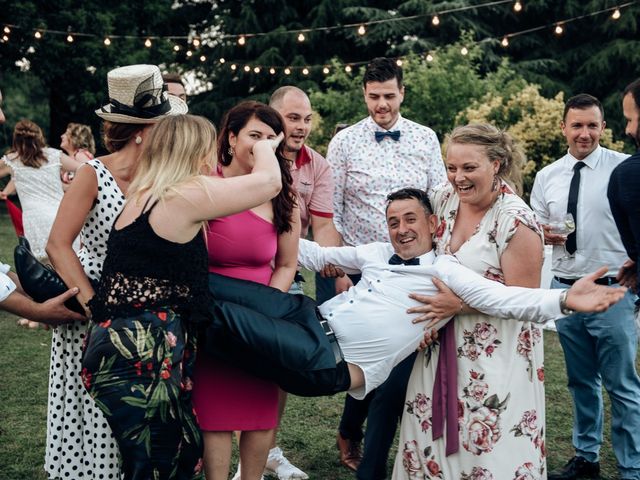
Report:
232,465,265,480
263,447,309,480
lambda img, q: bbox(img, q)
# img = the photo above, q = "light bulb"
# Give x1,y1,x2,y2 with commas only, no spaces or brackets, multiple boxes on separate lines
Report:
297,33,305,42
357,25,366,35
426,54,434,62
302,67,309,75
173,44,180,52
35,31,42,39
238,36,246,46
67,34,74,43
253,66,260,73
104,37,111,46
144,38,152,48
432,15,440,26
219,57,225,63
514,1,522,12
243,65,251,72
323,66,330,74
200,55,206,62
231,64,237,71
612,8,621,20
345,65,352,73
501,37,509,47
284,68,291,75
460,46,468,55
554,24,564,35
193,38,200,47
269,68,276,75
186,50,193,57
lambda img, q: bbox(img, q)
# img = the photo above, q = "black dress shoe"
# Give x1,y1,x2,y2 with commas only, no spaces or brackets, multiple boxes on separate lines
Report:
548,456,600,479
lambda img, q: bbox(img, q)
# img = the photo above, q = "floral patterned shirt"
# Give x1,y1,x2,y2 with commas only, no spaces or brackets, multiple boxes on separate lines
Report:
326,114,445,246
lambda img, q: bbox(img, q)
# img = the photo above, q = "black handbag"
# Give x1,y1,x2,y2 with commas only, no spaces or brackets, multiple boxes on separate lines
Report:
13,236,85,315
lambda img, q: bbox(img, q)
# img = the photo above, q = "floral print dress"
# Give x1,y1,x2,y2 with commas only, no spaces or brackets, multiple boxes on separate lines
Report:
393,181,545,480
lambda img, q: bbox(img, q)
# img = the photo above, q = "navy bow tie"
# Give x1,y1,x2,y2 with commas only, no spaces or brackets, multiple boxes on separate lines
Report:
374,130,401,143
388,254,420,266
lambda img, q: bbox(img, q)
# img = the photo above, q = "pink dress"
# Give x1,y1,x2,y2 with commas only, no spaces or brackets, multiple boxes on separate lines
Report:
192,208,280,430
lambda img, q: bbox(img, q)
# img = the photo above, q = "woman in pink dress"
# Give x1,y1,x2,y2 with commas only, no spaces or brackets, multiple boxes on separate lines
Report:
192,101,300,480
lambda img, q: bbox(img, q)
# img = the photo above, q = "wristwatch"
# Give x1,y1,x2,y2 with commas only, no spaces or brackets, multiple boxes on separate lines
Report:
559,289,575,316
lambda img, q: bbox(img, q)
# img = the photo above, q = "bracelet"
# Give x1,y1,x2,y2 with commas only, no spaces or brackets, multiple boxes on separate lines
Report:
559,289,575,316
459,299,464,313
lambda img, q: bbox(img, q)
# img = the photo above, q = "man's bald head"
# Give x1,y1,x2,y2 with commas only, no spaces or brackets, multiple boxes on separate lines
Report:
269,86,313,159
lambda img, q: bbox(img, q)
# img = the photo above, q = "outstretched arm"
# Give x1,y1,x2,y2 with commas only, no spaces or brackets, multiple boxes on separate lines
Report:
297,239,362,275
430,257,624,326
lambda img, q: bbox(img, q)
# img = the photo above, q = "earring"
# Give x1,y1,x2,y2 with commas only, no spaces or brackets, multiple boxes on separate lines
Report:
492,174,499,192
135,135,142,145
228,146,234,157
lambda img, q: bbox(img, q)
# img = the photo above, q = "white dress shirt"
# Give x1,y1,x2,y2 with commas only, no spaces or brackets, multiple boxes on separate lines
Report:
298,239,563,399
530,145,629,278
0,262,17,303
326,114,446,246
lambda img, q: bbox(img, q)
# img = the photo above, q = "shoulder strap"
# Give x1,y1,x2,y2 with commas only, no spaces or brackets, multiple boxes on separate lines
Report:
140,196,160,216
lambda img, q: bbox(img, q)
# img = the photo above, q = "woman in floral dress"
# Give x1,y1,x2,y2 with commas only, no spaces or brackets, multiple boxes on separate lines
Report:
393,124,546,480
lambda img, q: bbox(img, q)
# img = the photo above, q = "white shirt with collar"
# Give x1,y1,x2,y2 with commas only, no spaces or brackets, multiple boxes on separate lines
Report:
0,262,17,303
530,145,629,278
326,114,445,246
298,239,564,399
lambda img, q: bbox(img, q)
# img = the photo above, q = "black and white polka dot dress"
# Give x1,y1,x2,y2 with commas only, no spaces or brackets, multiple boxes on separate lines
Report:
45,159,125,479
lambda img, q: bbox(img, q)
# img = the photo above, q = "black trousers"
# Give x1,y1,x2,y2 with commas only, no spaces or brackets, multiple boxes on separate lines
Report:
339,351,417,480
203,273,351,396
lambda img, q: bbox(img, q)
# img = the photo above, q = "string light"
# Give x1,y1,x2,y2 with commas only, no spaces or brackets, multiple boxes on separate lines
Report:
323,66,330,74
238,35,246,46
2,35,8,42
173,44,180,51
104,37,111,46
269,68,276,74
302,67,309,75
501,36,509,47
186,50,193,57
554,24,564,35
345,65,352,73
34,31,42,39
200,55,206,62
357,25,366,35
253,66,261,73
426,53,434,62
243,65,250,72
230,64,237,71
297,32,305,42
612,8,621,19
66,34,74,43
284,68,291,75
514,1,522,12
219,57,225,63
432,15,440,26
144,38,152,47
396,59,403,66
3,26,10,34
193,38,201,47
460,46,469,55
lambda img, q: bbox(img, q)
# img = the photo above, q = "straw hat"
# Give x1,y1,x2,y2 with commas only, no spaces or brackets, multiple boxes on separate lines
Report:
96,64,188,124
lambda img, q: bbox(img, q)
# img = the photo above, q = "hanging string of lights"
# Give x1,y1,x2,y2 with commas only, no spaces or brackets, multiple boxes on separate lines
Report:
0,1,637,77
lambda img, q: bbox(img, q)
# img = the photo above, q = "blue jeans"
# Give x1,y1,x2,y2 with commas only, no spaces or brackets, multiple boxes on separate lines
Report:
553,278,640,479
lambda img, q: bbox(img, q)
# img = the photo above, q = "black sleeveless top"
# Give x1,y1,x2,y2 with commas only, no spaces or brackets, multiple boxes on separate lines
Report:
88,199,211,324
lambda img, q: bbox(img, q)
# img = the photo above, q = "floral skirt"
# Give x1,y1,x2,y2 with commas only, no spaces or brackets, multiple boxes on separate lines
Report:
81,308,204,480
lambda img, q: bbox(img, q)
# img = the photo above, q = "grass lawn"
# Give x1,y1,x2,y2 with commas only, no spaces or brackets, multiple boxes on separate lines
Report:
0,212,631,479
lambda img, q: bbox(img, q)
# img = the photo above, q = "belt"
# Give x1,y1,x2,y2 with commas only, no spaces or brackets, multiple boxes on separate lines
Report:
316,311,344,364
554,276,618,286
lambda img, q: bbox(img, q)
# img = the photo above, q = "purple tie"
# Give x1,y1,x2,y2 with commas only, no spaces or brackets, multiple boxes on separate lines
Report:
431,320,459,456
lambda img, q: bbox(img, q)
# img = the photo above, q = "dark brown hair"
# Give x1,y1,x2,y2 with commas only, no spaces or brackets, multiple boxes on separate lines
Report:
11,119,46,168
101,121,143,153
217,101,296,234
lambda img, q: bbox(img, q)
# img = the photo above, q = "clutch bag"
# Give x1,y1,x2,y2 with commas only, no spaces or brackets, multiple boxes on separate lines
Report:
13,236,85,315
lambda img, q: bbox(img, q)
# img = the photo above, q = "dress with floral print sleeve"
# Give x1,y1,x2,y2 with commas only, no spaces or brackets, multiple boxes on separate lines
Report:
393,179,546,480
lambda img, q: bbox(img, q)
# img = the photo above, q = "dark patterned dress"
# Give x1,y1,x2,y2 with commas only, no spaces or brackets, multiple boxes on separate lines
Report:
81,200,209,480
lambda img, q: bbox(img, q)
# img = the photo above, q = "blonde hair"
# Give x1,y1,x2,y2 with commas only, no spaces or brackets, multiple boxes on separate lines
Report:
128,114,217,204
11,119,46,168
66,123,96,154
446,123,525,195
